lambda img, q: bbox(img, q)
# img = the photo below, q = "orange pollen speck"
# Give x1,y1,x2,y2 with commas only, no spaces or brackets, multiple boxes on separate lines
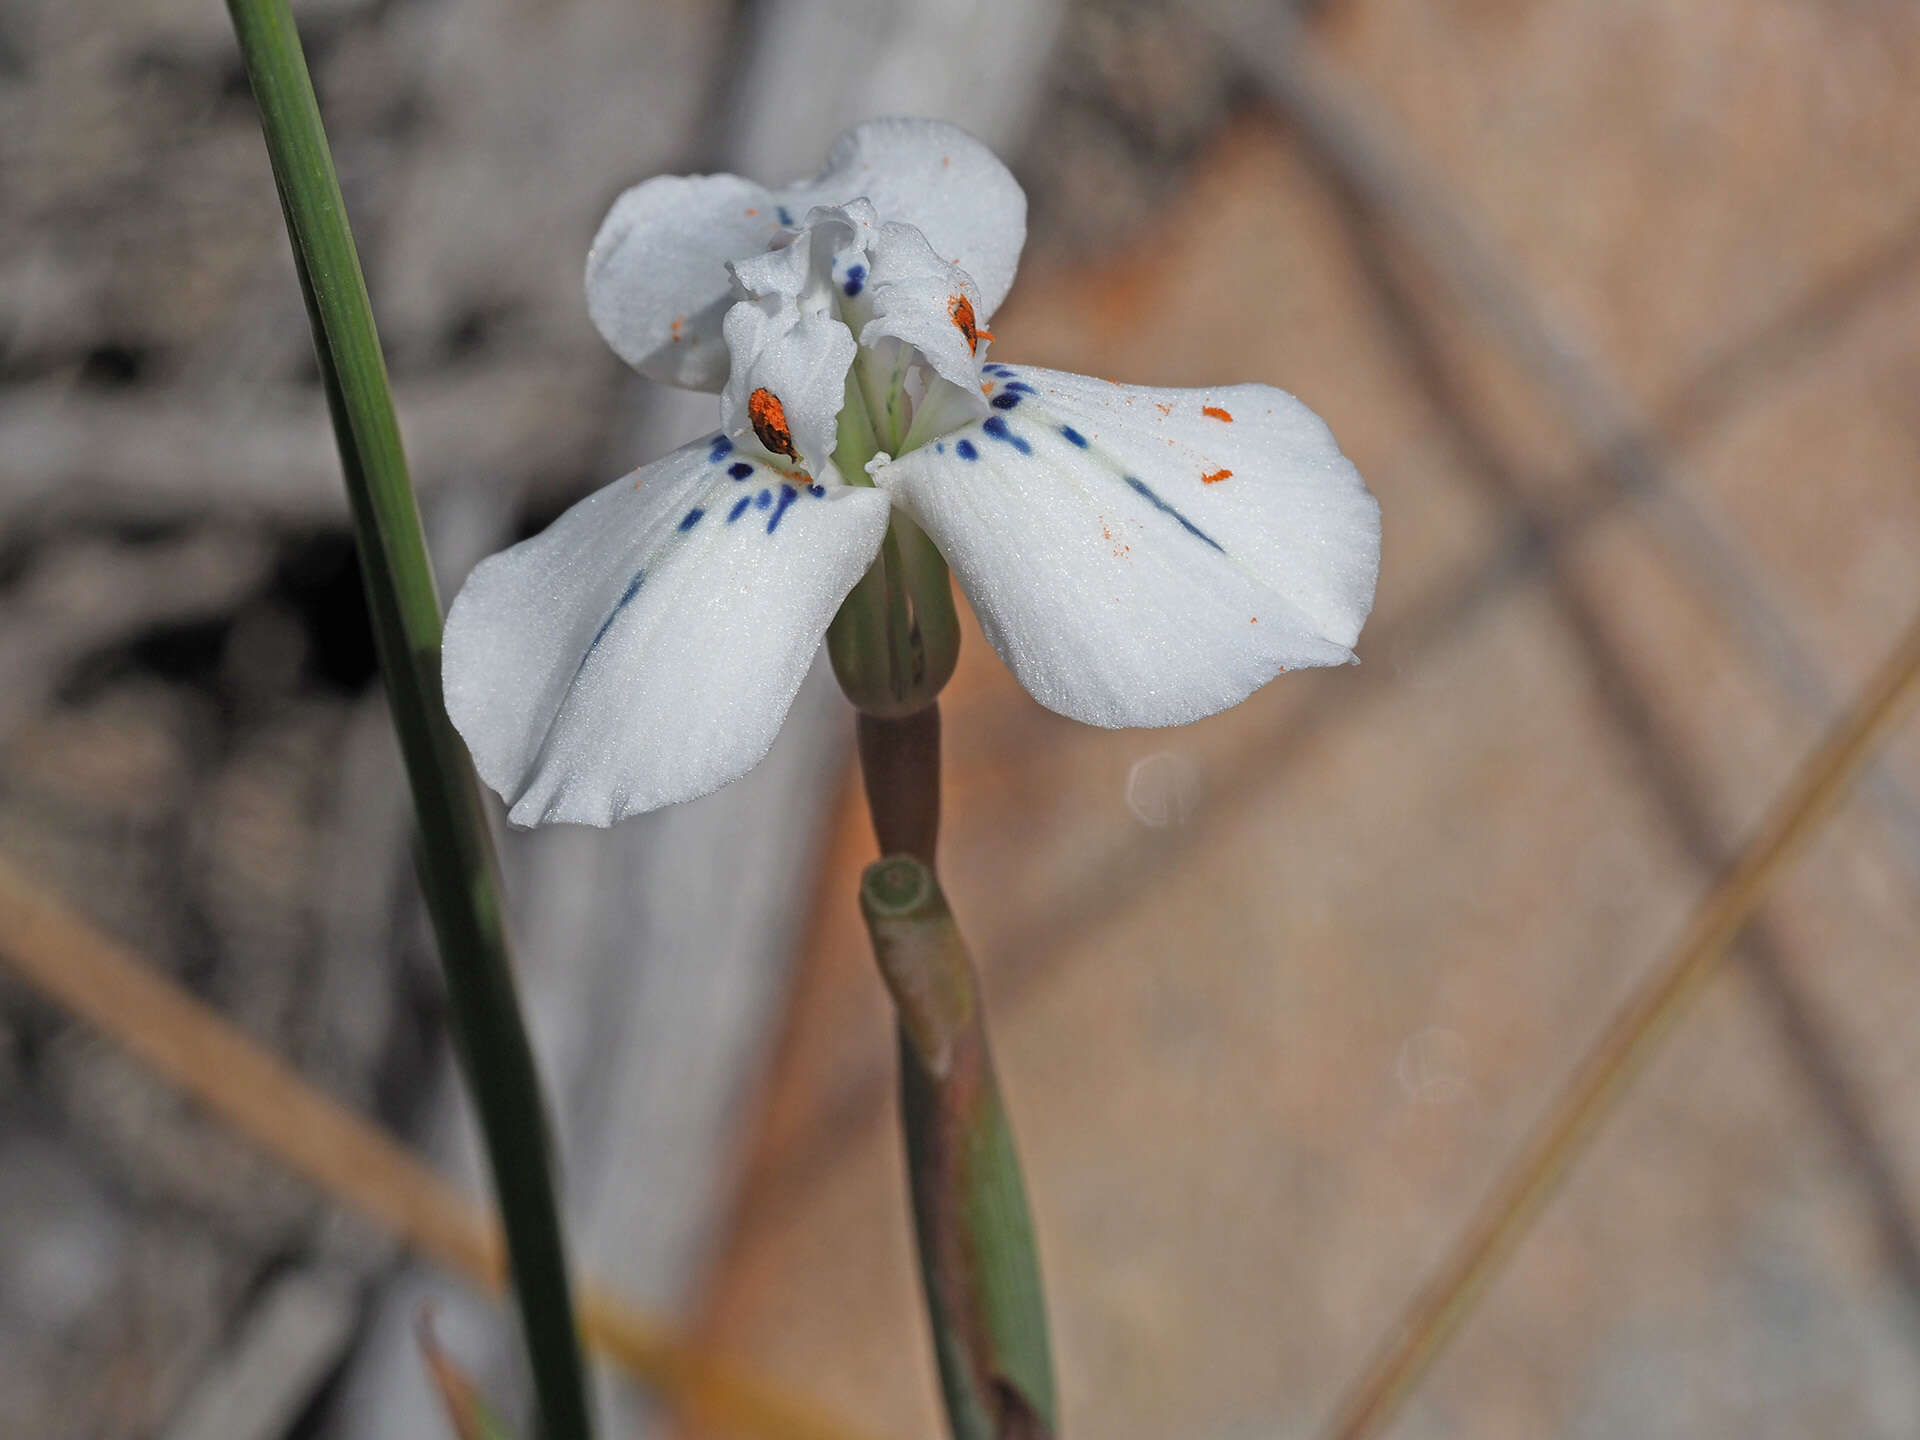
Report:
949,295,982,353
1202,468,1233,485
1155,402,1173,417
1202,406,1233,422
748,387,797,460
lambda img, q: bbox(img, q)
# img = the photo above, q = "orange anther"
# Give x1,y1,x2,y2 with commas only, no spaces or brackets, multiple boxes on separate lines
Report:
1201,468,1233,485
949,295,983,354
748,388,797,460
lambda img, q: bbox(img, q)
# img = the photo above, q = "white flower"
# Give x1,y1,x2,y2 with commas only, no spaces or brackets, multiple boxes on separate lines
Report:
443,119,1382,827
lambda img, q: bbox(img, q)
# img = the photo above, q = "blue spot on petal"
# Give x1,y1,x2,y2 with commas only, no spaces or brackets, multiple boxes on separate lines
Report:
990,392,1021,410
842,263,866,297
935,442,945,454
768,484,800,533
709,435,732,462
982,415,1031,454
1126,476,1224,553
755,488,772,509
808,483,826,497
679,508,704,531
955,439,979,461
1061,425,1088,448
776,205,795,226
729,461,754,480
728,496,753,523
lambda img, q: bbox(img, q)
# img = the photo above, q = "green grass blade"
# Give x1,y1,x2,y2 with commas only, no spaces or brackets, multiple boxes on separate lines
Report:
222,4,594,1435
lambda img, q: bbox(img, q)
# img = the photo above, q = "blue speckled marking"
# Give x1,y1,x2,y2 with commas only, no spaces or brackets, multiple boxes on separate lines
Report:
842,263,866,297
729,461,754,480
588,569,646,653
754,488,772,510
990,392,1021,411
767,484,800,533
982,415,1031,454
1126,476,1223,552
709,435,732,463
776,205,795,226
1061,425,1088,448
727,495,753,523
955,439,979,461
679,508,704,532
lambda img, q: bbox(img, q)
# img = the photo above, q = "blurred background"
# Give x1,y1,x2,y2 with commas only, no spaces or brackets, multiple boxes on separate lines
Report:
4,0,1920,1436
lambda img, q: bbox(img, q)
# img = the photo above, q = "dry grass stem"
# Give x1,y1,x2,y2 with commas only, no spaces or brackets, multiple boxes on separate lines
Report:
0,858,880,1440
1323,606,1920,1440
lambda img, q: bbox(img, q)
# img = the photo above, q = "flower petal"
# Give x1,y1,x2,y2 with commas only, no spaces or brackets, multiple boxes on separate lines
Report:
786,119,1026,317
444,436,891,825
586,122,1025,390
872,367,1381,728
720,294,855,477
860,221,991,402
586,173,787,389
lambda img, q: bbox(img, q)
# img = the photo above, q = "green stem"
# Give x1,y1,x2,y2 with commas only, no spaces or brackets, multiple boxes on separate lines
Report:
860,858,1056,1440
221,5,593,1436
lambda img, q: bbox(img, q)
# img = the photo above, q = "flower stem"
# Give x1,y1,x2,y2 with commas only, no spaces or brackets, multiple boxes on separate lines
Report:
856,705,942,863
860,857,1057,1440
221,4,592,1435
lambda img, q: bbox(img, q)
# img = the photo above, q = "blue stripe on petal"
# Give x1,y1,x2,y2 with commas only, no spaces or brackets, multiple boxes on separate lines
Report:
990,392,1020,410
709,436,732,462
679,508,705,531
729,461,754,480
754,488,772,509
728,495,753,523
1007,381,1035,395
1125,476,1224,553
767,484,800,532
587,569,646,653
982,415,1031,454
1060,425,1088,448
955,439,979,461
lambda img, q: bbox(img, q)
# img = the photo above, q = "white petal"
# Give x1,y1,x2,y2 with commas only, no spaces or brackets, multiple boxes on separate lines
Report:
586,173,791,389
444,435,891,825
782,119,1026,317
872,367,1381,728
720,296,855,477
860,221,990,402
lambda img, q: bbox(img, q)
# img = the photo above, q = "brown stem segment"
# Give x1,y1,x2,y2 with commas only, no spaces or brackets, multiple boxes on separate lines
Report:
857,703,942,864
861,858,1056,1440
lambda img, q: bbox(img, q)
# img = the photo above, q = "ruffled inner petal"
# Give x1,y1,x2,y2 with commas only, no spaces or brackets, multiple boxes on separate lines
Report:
444,435,891,825
719,293,856,478
871,366,1381,728
860,221,992,404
